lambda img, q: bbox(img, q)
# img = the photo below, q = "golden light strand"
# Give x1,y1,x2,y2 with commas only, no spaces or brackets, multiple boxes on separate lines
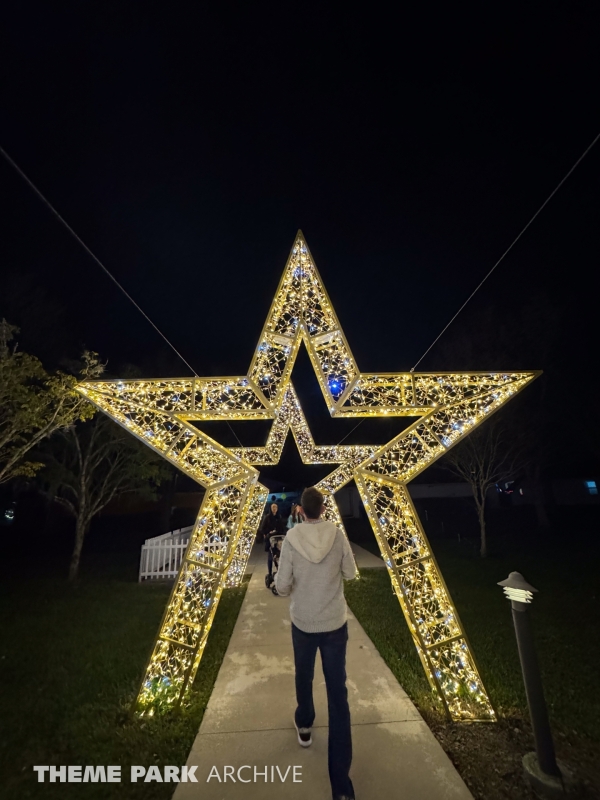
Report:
78,232,538,719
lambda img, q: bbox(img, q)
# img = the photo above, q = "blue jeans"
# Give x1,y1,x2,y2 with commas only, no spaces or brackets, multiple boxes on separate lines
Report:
291,622,353,798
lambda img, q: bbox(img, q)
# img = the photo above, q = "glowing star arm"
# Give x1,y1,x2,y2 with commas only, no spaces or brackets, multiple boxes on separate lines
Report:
359,373,538,484
78,377,271,421
354,471,495,721
77,228,541,725
335,371,540,417
136,475,263,715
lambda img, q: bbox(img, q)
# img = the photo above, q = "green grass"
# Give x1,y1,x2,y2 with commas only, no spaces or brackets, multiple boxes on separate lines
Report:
345,537,600,740
2,528,598,799
0,561,247,800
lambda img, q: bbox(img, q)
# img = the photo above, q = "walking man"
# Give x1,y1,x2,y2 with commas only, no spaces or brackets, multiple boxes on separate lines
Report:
275,486,358,800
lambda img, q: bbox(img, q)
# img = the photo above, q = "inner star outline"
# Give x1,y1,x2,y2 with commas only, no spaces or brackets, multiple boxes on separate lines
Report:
77,231,539,721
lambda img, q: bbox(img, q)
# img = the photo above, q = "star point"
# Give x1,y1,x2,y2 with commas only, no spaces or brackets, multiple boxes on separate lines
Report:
78,232,539,720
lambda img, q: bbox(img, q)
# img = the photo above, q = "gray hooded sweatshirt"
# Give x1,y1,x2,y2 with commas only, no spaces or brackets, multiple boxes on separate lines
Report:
275,520,358,633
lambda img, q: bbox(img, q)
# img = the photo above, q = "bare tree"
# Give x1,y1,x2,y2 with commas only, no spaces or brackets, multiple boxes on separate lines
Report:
41,414,170,580
431,294,561,530
442,415,531,557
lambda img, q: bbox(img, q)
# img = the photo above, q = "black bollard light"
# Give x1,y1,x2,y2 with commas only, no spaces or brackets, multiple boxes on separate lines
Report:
498,571,574,798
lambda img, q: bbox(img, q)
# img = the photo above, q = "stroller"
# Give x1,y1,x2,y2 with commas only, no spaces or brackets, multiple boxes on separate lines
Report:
265,534,286,595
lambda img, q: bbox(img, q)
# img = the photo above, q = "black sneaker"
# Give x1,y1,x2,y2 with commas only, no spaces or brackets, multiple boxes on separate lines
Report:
293,718,312,747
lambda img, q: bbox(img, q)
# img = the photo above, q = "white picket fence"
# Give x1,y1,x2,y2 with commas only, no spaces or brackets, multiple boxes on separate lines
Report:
139,526,192,582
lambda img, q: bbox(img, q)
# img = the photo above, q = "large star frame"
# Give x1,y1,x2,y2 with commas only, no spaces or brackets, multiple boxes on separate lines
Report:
78,232,539,721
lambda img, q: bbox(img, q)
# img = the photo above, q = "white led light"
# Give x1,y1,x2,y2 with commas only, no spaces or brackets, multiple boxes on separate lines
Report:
503,587,534,603
76,231,538,722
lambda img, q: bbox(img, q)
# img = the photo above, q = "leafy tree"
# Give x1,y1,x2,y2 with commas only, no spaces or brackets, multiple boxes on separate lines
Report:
41,414,171,580
442,414,531,557
0,319,100,485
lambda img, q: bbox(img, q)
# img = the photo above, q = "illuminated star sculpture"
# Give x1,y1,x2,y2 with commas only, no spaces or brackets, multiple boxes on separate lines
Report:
78,232,539,720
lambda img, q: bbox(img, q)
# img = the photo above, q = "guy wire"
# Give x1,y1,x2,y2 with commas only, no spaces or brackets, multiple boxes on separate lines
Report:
336,418,365,445
410,130,600,372
0,145,199,378
226,421,244,448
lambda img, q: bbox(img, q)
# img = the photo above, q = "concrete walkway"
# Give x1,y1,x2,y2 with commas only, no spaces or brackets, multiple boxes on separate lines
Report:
174,545,473,800
245,540,386,573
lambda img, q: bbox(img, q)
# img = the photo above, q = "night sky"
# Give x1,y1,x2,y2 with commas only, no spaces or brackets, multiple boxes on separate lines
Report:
1,6,599,473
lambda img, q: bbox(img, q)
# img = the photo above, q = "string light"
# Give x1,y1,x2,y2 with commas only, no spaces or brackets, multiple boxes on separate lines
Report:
78,231,539,720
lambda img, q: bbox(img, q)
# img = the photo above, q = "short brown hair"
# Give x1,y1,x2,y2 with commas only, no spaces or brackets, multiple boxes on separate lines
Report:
301,486,324,519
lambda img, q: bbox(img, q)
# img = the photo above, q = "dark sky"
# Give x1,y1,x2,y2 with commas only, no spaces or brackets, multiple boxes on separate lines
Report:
1,5,599,391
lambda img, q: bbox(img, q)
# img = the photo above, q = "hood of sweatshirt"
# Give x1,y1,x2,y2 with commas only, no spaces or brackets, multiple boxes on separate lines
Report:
286,520,338,564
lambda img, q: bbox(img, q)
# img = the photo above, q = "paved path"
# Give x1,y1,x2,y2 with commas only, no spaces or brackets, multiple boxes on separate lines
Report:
245,540,385,574
174,546,472,800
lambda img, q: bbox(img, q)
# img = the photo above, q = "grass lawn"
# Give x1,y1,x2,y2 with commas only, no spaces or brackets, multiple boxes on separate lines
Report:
346,541,600,737
0,556,247,800
345,533,600,797
2,514,598,800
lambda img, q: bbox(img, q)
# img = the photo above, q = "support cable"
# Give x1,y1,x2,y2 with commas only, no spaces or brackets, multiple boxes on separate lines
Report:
343,132,599,443
410,130,600,372
0,145,199,377
336,419,365,446
226,421,244,448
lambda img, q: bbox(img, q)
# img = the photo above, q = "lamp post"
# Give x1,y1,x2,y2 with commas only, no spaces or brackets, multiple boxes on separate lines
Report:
498,571,573,798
